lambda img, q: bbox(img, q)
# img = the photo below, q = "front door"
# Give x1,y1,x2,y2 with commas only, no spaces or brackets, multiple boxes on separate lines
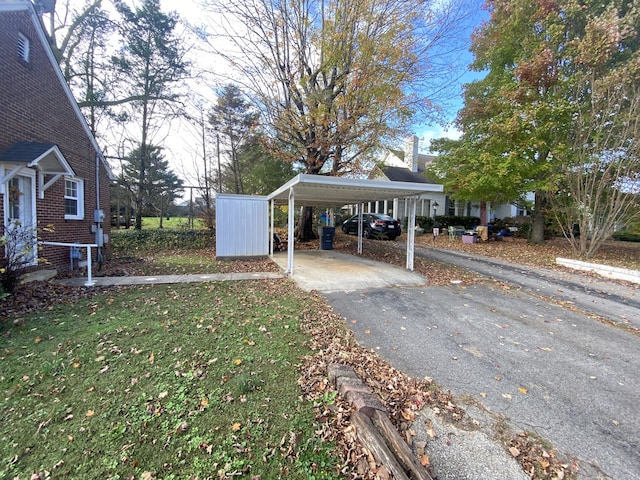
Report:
3,170,37,265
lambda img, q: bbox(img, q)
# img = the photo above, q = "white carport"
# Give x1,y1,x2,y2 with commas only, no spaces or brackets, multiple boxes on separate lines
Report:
267,174,443,274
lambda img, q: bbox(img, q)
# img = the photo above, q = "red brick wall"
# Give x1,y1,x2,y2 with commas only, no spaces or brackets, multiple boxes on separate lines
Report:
1,10,111,271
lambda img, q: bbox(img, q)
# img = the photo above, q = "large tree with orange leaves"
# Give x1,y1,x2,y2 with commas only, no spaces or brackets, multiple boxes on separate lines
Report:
431,0,640,245
202,0,479,240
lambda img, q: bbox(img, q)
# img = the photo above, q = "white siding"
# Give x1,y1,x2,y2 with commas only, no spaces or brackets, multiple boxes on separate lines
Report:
215,194,269,257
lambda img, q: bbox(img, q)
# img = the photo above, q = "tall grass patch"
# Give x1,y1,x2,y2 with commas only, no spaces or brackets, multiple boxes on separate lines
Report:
0,280,339,479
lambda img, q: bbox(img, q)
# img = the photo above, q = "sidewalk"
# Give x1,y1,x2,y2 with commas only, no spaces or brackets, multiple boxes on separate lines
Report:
55,250,426,292
56,272,283,287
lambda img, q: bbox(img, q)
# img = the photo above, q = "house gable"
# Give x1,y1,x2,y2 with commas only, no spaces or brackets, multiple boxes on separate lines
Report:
0,1,111,271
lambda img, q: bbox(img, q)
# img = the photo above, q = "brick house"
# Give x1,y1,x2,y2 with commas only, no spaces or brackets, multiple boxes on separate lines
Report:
1,0,112,276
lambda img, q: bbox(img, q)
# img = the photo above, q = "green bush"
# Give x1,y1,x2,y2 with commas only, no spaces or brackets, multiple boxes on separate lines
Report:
500,216,532,238
516,223,532,238
409,216,481,231
442,216,481,230
612,231,640,242
410,216,434,230
111,229,216,253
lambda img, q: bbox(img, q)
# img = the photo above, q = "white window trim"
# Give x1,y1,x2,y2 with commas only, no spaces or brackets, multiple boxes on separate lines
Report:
18,32,30,62
64,177,85,220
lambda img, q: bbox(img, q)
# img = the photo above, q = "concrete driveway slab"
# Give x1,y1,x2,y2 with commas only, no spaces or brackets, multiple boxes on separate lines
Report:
270,250,426,292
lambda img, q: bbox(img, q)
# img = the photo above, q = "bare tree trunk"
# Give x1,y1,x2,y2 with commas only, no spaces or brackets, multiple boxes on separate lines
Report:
295,206,317,241
530,190,548,244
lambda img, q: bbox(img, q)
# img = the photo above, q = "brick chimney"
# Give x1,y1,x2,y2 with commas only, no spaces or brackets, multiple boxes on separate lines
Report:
404,135,419,172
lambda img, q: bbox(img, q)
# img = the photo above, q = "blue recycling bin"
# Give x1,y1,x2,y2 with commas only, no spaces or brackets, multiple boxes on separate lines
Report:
320,226,335,250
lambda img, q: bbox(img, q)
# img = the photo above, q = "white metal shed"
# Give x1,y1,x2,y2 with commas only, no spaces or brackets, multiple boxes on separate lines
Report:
215,193,269,258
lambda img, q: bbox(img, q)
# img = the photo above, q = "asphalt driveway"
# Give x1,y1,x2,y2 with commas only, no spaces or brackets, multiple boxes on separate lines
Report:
325,253,640,480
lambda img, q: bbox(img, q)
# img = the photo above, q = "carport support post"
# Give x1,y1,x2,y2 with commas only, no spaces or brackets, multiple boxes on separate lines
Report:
270,199,275,256
357,204,364,254
286,187,295,274
406,197,416,270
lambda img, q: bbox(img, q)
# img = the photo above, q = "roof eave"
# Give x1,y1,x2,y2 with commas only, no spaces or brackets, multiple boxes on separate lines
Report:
267,174,443,207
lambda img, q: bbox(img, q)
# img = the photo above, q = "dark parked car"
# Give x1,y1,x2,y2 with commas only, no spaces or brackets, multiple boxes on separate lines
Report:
341,213,402,240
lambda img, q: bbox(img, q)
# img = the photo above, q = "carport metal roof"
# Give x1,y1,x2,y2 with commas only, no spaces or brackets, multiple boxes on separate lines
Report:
267,174,443,274
267,173,442,207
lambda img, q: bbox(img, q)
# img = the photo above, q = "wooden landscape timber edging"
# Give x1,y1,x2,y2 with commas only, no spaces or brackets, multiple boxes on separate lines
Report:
328,364,433,480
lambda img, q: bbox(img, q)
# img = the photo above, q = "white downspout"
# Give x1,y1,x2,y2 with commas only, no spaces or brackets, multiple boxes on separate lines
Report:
95,153,102,264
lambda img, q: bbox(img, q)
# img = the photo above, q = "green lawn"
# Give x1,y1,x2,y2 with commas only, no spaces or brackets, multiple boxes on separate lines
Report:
114,217,207,230
0,279,340,479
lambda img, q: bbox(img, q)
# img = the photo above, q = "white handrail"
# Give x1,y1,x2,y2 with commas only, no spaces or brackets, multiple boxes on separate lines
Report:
39,241,98,286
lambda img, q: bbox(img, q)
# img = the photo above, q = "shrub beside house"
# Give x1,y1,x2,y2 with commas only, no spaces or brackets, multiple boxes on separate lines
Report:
0,0,112,282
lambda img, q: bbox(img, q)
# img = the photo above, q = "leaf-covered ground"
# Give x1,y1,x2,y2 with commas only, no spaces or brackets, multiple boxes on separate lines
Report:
415,233,640,271
4,234,637,479
1,280,344,479
337,232,640,286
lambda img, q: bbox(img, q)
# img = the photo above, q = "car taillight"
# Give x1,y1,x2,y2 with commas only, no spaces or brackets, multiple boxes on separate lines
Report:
374,220,385,226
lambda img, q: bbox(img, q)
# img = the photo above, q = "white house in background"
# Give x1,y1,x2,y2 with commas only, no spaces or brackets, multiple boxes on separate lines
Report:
368,136,444,220
369,136,532,224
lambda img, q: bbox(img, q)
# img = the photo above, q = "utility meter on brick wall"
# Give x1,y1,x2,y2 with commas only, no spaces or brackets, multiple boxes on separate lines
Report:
94,209,105,223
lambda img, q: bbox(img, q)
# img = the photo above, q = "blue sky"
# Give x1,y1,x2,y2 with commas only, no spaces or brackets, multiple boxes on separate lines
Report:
414,1,490,153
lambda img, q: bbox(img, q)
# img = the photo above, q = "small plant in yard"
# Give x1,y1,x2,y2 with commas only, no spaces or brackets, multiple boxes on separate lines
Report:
0,280,341,479
1,223,54,295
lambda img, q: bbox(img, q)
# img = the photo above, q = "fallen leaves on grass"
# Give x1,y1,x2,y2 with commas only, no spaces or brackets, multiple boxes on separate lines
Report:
1,242,607,480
